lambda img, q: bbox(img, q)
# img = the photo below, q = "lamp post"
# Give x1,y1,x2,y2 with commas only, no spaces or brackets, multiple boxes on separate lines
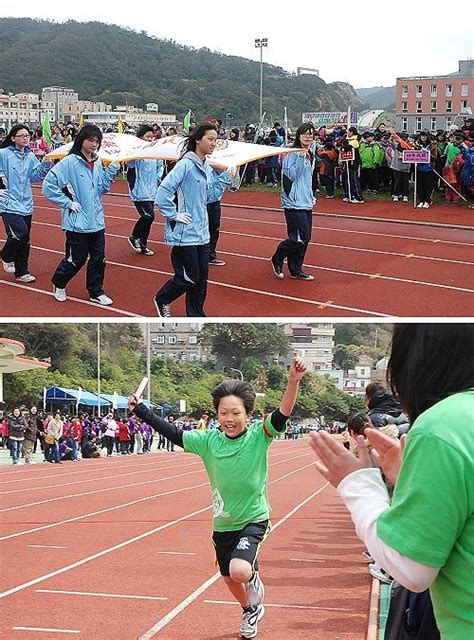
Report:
254,38,268,122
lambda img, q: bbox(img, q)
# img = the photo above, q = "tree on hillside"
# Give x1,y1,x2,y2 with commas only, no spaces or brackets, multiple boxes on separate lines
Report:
333,344,359,372
0,323,78,369
199,324,290,369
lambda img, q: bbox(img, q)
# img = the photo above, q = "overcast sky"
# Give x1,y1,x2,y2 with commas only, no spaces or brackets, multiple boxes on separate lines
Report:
4,1,473,87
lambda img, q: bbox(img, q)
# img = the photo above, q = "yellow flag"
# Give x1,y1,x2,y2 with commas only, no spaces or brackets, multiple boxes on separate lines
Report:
78,113,84,130
117,114,123,134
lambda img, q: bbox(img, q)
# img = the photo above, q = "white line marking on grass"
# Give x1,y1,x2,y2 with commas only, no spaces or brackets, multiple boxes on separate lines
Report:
13,627,80,634
138,481,329,639
204,599,351,612
37,589,167,601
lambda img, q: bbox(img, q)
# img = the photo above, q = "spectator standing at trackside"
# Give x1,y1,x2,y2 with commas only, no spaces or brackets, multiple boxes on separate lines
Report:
7,407,27,465
165,416,176,452
442,130,466,203
29,405,44,454
102,413,117,457
433,130,447,191
0,124,52,283
23,409,38,464
29,127,51,161
270,122,316,282
69,415,83,461
127,124,164,257
127,414,137,453
365,382,410,434
414,130,437,208
118,418,131,454
389,132,411,202
340,127,364,203
42,124,121,305
359,131,378,194
46,412,64,464
318,141,338,198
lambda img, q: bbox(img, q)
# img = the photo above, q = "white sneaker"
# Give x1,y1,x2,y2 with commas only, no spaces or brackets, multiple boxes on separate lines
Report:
402,196,409,203
2,260,15,273
53,287,67,302
16,273,36,283
392,196,399,202
246,571,265,607
417,202,425,208
89,293,113,306
423,202,430,208
368,563,393,584
240,605,265,639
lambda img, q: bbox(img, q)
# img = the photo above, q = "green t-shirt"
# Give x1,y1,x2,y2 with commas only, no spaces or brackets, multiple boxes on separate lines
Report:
377,390,474,638
183,416,279,532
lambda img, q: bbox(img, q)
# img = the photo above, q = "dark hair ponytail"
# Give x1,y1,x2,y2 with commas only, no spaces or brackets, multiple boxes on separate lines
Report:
180,123,217,157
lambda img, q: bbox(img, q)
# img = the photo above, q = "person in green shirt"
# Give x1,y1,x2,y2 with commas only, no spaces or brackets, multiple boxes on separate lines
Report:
309,324,474,639
128,356,307,639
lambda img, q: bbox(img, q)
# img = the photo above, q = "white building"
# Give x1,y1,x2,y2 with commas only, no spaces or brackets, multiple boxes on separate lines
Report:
149,323,211,362
82,110,178,127
342,355,374,397
0,93,40,128
283,323,334,372
41,86,79,122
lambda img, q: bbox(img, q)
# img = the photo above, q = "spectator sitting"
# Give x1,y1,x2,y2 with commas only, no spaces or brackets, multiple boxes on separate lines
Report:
365,382,409,431
59,438,73,461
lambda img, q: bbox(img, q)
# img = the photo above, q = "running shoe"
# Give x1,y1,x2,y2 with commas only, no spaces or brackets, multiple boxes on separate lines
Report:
16,273,36,283
239,605,265,639
2,260,15,273
154,299,171,317
128,236,142,253
89,293,113,306
368,564,393,584
141,246,155,256
270,256,284,279
209,259,226,266
53,287,67,302
289,272,314,281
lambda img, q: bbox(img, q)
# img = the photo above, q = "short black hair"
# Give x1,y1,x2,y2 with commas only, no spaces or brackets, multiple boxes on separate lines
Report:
293,122,315,148
0,124,31,148
388,324,474,422
211,379,256,414
347,412,372,435
136,124,154,139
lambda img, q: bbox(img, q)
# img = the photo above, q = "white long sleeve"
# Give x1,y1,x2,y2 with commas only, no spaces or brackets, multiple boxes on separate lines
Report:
337,468,439,592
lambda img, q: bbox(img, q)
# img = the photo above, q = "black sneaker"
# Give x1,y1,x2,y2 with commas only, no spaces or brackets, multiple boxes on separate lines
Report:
271,257,284,279
128,236,142,253
154,298,171,317
289,272,314,281
141,246,155,256
209,258,226,266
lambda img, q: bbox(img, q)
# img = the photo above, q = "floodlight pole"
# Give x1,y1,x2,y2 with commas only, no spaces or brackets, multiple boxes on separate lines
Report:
255,38,268,122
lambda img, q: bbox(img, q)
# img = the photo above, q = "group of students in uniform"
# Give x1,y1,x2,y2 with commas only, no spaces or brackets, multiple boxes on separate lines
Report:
1,121,317,315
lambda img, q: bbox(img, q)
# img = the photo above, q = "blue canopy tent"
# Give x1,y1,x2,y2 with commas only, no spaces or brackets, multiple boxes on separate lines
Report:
99,393,160,411
46,387,111,412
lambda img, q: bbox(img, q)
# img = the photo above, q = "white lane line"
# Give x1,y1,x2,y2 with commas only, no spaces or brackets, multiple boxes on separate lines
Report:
1,459,201,494
0,481,208,542
0,280,142,317
29,238,474,299
0,449,308,513
0,467,204,513
204,599,351,612
0,451,310,540
157,551,196,556
28,545,67,549
13,627,80,634
0,505,211,599
138,481,329,639
37,589,167,601
289,558,324,563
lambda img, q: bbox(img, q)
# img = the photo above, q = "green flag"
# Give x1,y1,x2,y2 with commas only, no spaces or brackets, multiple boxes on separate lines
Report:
42,115,52,145
182,110,191,133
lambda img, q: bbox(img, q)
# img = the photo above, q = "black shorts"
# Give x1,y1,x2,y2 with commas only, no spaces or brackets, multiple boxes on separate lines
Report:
212,521,270,576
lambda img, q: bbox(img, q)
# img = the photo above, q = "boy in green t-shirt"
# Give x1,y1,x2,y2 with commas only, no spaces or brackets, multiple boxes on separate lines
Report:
129,356,307,639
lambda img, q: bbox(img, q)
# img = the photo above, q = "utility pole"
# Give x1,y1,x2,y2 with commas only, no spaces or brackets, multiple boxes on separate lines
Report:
254,38,268,122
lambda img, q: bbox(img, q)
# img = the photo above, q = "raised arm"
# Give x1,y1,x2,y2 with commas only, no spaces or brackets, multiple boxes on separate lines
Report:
128,395,183,447
279,356,307,417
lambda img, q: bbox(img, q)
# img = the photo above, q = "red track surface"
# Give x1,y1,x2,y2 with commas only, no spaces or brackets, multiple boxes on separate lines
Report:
1,441,372,639
1,186,473,317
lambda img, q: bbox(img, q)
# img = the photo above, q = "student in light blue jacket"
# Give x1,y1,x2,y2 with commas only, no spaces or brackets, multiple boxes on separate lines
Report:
206,163,234,266
271,122,316,281
127,124,164,256
0,124,52,282
42,124,120,305
154,123,218,317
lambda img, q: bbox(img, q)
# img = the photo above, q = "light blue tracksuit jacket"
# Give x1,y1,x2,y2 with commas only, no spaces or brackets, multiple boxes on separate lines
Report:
127,159,164,201
281,152,315,211
0,145,52,215
42,152,119,233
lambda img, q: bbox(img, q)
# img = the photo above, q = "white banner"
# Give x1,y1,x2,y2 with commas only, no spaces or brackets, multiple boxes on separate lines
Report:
46,133,302,168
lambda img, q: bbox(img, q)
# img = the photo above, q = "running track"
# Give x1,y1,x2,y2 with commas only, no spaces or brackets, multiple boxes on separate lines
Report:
0,440,374,639
1,186,473,317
